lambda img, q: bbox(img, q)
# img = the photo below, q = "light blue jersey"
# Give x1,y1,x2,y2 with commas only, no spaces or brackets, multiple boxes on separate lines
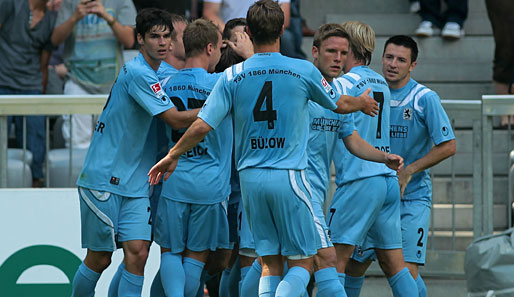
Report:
77,53,172,197
161,68,232,204
307,79,355,204
155,61,179,159
199,52,339,171
157,61,178,82
333,66,395,186
390,79,455,204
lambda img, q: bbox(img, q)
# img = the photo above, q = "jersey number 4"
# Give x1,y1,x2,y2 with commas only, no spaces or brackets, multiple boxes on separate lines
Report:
253,81,277,129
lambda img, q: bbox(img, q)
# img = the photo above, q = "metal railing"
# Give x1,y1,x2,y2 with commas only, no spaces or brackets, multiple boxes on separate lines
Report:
1,94,514,277
0,95,106,188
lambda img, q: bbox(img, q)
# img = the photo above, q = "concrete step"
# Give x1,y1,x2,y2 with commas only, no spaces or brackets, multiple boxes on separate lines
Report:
431,203,509,231
356,276,467,297
302,36,494,83
325,13,492,36
422,82,494,101
427,230,473,250
301,0,488,30
432,176,508,204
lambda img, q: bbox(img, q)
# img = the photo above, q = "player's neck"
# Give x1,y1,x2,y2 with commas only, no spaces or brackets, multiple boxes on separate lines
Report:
388,76,411,90
253,41,280,54
184,55,210,72
141,49,162,71
344,59,364,73
165,56,185,70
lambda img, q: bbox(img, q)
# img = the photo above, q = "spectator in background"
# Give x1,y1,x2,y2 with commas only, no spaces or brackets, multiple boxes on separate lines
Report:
132,0,192,19
51,0,136,149
202,0,307,59
485,0,514,127
0,0,57,187
46,0,67,96
414,0,468,40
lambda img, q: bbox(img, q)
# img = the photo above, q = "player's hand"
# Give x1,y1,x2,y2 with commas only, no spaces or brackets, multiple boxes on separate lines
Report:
225,31,254,59
359,88,379,117
398,167,413,199
385,153,404,173
147,154,178,186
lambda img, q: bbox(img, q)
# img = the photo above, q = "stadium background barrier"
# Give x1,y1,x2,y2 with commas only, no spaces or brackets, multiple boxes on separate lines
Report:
1,95,514,279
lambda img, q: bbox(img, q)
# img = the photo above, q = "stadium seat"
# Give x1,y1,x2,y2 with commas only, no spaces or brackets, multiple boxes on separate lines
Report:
47,148,88,187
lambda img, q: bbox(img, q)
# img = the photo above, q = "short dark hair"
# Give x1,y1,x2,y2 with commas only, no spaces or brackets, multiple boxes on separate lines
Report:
136,8,173,37
313,23,349,48
384,35,419,63
183,19,220,58
223,18,247,40
170,14,188,41
247,0,284,45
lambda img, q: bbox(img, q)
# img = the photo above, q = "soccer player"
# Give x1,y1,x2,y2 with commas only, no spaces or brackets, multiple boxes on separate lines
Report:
328,21,418,297
72,8,199,297
148,1,379,297
151,18,231,297
307,23,405,297
345,35,456,297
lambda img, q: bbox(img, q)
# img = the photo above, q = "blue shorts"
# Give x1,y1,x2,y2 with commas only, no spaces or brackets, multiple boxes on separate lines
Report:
149,182,163,230
78,187,151,252
311,186,333,249
400,199,430,264
153,198,232,253
328,176,402,249
239,168,319,259
352,199,430,264
237,197,256,257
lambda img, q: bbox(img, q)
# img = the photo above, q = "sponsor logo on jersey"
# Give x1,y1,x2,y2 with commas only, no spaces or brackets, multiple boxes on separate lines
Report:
403,108,413,120
151,82,165,98
311,117,342,132
390,125,408,138
321,77,331,93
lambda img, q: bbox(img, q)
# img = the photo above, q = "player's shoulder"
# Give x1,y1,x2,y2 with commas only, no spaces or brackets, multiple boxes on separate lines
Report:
402,79,441,112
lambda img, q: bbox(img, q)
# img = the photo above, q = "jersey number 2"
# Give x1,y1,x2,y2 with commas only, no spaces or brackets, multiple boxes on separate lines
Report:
253,81,277,129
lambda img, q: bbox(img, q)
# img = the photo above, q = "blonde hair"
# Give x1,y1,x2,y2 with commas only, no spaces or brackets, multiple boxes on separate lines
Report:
341,21,375,65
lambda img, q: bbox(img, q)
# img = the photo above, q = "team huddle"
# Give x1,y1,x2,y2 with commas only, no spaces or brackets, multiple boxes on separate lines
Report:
71,1,456,297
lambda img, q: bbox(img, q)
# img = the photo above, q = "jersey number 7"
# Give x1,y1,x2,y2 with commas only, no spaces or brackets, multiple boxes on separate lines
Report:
253,81,277,129
374,91,384,139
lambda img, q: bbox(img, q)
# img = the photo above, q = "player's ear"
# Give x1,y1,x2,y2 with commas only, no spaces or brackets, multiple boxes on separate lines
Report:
312,46,319,60
409,60,417,72
137,33,144,46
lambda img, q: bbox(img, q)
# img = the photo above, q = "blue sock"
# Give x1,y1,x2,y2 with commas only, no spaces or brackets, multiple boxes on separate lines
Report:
240,265,251,295
241,259,262,297
314,267,347,297
118,268,144,297
387,267,418,297
259,275,281,297
183,257,205,297
160,252,185,297
107,263,124,297
149,270,166,297
416,274,427,297
219,267,232,297
276,266,310,297
344,275,364,297
338,272,346,288
72,262,101,297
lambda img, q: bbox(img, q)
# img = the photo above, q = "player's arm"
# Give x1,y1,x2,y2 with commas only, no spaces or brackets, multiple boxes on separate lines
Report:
280,2,290,28
334,88,378,116
398,139,456,197
343,130,404,172
51,0,88,45
157,107,200,130
202,2,225,32
148,118,212,185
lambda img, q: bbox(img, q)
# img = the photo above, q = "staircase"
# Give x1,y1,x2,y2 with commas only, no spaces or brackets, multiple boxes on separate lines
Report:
300,0,511,279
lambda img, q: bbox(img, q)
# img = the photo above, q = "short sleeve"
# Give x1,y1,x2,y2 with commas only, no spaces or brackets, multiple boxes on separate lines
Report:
305,65,338,111
128,69,173,116
116,0,137,26
417,91,455,146
203,0,222,3
198,72,232,130
338,113,355,139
